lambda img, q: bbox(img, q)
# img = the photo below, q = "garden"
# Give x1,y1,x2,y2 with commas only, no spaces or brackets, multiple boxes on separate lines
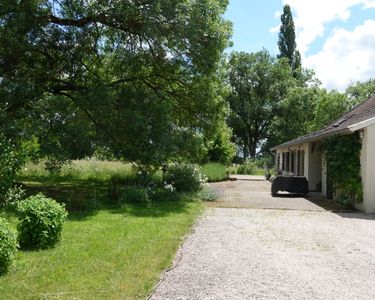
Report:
0,159,211,299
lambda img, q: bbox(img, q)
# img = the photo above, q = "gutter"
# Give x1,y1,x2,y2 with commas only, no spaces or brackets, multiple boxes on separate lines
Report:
348,117,375,132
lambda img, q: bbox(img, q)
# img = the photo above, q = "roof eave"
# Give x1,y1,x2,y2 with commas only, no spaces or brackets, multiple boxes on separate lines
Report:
270,128,350,151
348,117,375,132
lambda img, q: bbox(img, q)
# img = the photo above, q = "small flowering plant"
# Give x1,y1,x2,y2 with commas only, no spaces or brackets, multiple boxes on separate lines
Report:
164,183,175,192
165,163,206,192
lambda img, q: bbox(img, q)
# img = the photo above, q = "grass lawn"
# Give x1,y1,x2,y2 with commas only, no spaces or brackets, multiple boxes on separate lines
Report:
0,178,202,299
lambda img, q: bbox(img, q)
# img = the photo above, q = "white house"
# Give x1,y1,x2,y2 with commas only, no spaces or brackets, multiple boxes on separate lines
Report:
270,96,375,213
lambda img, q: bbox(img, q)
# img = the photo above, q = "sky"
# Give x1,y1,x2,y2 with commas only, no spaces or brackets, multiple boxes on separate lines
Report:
224,0,375,91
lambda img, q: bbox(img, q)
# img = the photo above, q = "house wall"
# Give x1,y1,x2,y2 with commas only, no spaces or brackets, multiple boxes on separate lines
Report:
308,143,322,191
356,124,375,213
275,142,323,192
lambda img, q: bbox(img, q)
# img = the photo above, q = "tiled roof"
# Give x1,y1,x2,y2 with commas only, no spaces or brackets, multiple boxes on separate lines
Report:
271,96,375,150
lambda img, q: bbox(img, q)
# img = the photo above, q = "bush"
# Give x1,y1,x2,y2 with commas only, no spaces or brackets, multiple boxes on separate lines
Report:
120,186,152,207
201,162,228,182
151,186,178,202
198,186,217,201
0,218,17,275
237,160,257,175
0,135,38,206
165,163,206,193
16,194,68,250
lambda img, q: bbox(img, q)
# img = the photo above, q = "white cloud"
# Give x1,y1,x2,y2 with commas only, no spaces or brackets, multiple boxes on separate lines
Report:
304,20,375,91
269,25,280,33
281,0,375,55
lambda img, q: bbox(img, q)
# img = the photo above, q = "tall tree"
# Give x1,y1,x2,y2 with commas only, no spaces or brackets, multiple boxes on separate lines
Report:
278,4,301,72
0,0,232,166
346,78,375,105
226,50,294,158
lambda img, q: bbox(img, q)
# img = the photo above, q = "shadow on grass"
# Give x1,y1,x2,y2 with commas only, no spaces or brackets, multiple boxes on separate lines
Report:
17,178,193,220
112,199,190,218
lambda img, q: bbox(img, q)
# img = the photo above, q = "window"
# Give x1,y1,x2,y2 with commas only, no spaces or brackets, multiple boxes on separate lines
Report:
286,152,290,172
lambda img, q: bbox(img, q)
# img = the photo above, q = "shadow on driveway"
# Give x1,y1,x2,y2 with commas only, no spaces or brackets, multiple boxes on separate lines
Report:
208,179,354,213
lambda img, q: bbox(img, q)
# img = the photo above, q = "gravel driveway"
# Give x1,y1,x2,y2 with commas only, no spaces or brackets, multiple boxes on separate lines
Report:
151,208,375,299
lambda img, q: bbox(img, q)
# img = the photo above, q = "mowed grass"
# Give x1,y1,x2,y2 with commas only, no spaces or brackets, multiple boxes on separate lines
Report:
0,163,203,299
0,199,202,299
201,162,229,182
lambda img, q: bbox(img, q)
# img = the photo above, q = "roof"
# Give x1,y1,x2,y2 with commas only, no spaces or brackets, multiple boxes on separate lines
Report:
270,96,375,150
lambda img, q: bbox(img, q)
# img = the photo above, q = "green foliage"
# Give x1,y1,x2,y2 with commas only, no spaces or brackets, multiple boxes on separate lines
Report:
0,218,17,275
19,159,136,182
197,186,217,201
204,123,236,164
16,194,68,250
0,0,232,166
236,160,257,175
227,50,295,158
269,87,351,149
323,134,363,206
120,187,152,207
165,163,207,193
278,4,300,72
346,78,375,104
201,162,229,182
0,135,39,205
312,90,350,131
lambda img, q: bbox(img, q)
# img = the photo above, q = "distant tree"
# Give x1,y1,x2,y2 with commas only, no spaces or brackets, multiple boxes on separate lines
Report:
312,90,351,130
268,86,351,149
226,51,294,158
346,79,375,105
278,5,301,72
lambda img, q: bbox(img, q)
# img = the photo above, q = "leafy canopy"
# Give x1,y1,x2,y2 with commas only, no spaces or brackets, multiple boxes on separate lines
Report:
0,0,232,166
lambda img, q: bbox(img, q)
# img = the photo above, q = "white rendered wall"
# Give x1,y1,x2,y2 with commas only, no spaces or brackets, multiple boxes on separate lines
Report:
357,124,375,213
308,143,322,191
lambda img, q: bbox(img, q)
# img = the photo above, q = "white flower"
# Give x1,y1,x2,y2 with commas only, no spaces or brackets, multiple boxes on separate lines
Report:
164,184,175,192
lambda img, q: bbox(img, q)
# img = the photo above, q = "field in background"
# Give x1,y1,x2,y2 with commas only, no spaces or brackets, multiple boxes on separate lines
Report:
18,159,136,182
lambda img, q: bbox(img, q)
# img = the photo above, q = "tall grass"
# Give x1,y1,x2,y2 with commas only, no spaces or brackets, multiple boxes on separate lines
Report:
18,159,136,182
201,162,229,182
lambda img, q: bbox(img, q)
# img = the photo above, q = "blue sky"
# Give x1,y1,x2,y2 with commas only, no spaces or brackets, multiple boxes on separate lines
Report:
224,0,375,91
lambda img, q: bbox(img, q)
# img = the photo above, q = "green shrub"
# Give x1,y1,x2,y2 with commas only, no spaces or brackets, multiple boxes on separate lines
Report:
0,218,17,275
16,194,68,250
120,186,152,207
0,135,38,205
151,187,178,202
165,163,206,192
197,186,217,201
237,160,257,175
201,162,228,182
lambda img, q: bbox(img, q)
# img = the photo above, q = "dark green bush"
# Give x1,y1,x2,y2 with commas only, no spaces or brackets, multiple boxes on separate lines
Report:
151,187,178,202
120,186,151,207
16,194,68,250
0,218,17,275
165,163,206,192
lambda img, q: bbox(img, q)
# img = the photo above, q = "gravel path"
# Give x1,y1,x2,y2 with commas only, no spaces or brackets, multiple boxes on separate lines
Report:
151,208,375,300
